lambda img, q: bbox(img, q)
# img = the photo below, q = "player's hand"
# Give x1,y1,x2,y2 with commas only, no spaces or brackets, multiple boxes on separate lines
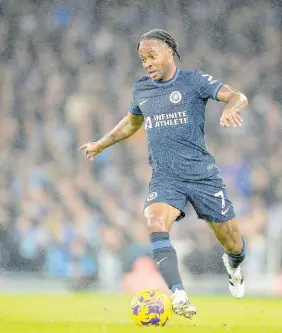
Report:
79,141,105,160
220,109,243,128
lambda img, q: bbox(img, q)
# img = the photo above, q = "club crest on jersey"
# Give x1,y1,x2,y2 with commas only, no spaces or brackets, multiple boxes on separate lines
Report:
147,192,158,201
169,91,182,104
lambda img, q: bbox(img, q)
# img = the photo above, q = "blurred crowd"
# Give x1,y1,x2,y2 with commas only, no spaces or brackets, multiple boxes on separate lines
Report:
0,0,281,290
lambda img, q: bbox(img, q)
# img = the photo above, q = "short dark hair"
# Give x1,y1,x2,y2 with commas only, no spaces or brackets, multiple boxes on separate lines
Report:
137,29,181,60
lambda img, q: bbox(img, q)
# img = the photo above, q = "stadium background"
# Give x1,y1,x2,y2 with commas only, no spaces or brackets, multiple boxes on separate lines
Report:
0,0,282,297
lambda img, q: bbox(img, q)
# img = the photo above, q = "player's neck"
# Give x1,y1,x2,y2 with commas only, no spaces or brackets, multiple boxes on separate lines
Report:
162,65,177,82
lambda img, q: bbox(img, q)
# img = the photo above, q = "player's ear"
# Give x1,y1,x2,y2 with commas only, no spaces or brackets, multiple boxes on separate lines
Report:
167,47,173,60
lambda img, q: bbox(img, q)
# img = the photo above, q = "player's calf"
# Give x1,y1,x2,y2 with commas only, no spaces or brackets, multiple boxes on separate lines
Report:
208,218,246,268
149,231,185,293
146,205,184,294
145,203,196,317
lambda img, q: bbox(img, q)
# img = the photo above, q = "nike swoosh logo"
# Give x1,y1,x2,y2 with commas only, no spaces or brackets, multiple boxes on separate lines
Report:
156,257,168,265
221,206,230,215
139,99,148,106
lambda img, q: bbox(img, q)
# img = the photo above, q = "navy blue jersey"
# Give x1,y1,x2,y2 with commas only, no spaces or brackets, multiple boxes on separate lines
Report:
129,69,224,180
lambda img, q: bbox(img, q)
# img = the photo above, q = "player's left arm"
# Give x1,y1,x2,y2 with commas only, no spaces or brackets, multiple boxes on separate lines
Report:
216,85,248,128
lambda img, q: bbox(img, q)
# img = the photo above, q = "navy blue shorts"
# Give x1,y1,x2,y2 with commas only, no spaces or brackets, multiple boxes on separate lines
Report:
144,173,235,223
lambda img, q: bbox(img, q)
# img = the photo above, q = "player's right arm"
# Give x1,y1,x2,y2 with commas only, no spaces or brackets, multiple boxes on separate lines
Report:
80,112,144,160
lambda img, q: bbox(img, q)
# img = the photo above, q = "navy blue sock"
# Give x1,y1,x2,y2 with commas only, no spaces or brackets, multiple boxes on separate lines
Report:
227,236,247,268
150,232,185,293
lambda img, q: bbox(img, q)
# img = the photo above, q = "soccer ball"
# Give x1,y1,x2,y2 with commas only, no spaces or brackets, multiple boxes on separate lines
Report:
131,289,172,326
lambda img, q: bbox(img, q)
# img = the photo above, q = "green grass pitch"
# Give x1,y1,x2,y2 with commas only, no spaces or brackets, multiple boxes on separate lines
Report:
0,293,281,333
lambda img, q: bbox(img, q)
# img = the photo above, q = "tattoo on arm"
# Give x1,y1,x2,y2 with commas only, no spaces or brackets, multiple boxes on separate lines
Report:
217,85,241,103
109,133,118,146
217,84,248,112
102,115,143,148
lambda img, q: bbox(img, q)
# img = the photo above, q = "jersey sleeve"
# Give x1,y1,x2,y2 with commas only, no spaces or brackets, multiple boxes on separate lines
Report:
194,70,224,101
129,84,142,115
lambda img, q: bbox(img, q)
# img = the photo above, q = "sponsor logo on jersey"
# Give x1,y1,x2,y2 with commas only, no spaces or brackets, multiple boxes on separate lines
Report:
144,111,188,129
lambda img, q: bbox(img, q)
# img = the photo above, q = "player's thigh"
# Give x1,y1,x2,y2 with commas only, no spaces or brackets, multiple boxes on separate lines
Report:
188,177,235,223
207,218,243,253
144,179,187,232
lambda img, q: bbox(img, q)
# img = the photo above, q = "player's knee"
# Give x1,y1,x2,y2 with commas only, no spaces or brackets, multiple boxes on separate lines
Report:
146,214,168,233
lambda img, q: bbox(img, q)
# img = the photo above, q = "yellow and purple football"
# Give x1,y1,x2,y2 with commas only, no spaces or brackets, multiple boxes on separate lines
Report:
131,289,172,326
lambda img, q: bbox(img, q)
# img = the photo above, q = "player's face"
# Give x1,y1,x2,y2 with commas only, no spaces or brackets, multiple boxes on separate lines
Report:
138,40,173,81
